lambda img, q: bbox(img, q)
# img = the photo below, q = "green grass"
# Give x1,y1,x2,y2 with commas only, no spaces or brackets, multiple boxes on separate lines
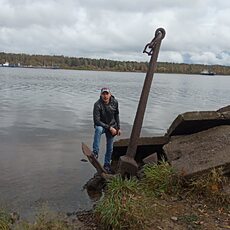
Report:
95,162,183,229
95,175,150,229
95,163,229,229
141,162,182,196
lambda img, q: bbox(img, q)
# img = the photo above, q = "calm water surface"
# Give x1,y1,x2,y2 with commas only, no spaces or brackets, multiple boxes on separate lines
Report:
0,67,230,217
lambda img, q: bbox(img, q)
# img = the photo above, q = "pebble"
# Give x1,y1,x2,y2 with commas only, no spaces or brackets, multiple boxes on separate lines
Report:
171,216,178,221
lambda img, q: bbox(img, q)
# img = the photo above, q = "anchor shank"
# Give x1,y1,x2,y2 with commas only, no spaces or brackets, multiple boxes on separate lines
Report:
126,28,165,158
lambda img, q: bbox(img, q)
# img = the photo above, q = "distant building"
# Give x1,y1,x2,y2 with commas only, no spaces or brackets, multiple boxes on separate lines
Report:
200,69,216,76
3,61,9,67
0,62,22,67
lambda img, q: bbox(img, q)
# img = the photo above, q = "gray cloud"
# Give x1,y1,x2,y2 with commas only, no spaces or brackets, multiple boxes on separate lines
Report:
0,0,230,65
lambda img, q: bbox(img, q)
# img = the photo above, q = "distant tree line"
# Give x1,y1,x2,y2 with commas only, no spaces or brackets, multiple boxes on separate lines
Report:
0,52,230,75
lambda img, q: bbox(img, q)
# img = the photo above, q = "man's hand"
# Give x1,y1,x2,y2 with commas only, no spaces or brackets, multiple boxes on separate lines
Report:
109,127,121,136
109,127,117,136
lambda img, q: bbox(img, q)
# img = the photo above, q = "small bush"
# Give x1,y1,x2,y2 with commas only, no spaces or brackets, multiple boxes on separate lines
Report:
95,175,149,229
141,162,181,196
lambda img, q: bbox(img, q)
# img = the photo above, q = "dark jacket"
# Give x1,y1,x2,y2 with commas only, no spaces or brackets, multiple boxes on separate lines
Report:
93,95,120,130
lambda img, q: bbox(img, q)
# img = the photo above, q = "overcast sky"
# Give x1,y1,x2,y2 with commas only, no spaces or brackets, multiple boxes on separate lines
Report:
0,0,230,65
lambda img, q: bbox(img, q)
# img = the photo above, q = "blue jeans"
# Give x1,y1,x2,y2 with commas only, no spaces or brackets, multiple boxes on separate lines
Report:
93,126,114,165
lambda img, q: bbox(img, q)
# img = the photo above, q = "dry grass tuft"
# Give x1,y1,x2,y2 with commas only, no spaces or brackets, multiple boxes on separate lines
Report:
185,167,229,206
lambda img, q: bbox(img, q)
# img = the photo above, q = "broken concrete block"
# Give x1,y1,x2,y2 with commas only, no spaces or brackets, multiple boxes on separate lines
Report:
166,110,230,136
163,125,230,177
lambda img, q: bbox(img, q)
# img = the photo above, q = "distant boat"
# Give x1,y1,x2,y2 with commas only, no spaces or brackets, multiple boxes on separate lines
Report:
200,69,216,75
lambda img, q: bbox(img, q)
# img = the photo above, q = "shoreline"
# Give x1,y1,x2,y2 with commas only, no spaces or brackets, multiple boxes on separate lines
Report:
2,169,229,230
1,65,230,76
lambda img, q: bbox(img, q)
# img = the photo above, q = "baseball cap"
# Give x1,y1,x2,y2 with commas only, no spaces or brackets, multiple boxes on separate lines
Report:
101,87,110,94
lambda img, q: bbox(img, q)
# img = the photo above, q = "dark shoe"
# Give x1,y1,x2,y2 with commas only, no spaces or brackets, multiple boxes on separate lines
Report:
103,163,113,174
93,151,98,159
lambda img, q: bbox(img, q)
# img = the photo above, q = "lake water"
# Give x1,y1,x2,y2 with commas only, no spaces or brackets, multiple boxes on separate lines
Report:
0,67,230,217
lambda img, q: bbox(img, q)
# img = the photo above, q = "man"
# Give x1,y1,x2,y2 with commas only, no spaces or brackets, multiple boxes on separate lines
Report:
92,87,121,174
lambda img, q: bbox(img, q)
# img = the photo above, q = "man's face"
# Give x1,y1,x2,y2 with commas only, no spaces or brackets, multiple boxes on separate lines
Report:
101,92,111,104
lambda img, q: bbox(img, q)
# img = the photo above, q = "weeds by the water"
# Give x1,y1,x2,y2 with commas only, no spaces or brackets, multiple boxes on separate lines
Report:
95,163,183,229
141,162,182,196
95,163,230,229
1,206,72,230
20,207,71,230
95,175,150,229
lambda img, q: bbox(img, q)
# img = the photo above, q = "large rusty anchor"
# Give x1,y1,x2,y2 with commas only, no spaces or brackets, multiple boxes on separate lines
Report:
118,28,166,177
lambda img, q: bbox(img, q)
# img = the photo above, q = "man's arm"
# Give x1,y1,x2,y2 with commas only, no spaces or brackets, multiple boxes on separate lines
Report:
114,101,121,136
114,101,120,129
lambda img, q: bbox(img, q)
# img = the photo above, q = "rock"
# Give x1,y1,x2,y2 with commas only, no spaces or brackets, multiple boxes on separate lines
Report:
171,216,178,221
163,125,230,177
84,173,106,191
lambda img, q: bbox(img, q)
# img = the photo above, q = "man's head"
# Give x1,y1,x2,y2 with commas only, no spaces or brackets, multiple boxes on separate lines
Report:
100,87,111,104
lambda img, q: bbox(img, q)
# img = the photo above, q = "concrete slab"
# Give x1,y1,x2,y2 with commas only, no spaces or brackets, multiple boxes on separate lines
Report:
166,110,230,136
113,136,169,147
163,125,230,177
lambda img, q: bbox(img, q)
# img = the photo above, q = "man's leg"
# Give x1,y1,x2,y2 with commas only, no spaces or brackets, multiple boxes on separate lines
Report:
92,126,104,158
104,132,114,173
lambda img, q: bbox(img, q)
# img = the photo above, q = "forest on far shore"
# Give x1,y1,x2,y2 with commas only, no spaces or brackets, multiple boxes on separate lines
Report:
1,52,230,75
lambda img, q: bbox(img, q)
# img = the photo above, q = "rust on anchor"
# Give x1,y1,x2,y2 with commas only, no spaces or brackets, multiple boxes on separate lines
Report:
118,28,166,177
